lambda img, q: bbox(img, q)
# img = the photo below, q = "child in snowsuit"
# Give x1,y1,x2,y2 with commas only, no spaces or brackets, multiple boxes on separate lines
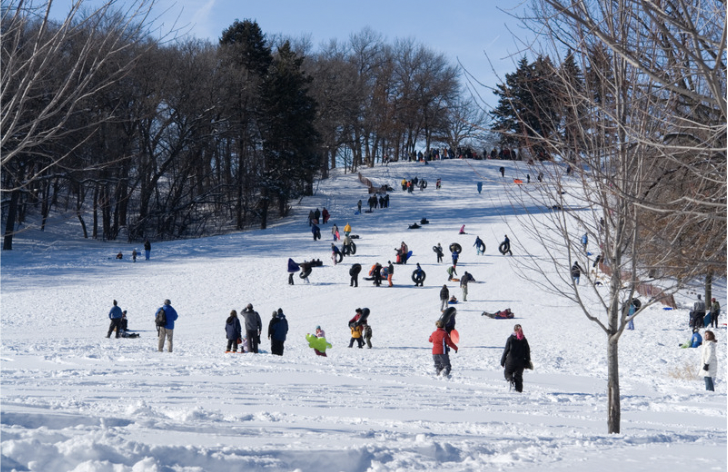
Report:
225,310,242,353
362,321,372,348
429,320,458,376
349,324,364,348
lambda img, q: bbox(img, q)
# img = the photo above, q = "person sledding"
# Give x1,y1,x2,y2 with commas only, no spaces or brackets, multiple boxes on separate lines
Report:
446,265,458,281
306,326,332,357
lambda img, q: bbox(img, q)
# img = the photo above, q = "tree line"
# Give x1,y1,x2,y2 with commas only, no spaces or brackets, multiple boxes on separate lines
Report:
2,1,488,248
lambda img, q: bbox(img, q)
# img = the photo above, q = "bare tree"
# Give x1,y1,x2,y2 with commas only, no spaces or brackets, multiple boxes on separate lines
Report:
1,0,156,249
497,0,726,434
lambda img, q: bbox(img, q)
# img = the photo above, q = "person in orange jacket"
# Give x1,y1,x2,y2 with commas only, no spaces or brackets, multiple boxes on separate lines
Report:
429,320,458,376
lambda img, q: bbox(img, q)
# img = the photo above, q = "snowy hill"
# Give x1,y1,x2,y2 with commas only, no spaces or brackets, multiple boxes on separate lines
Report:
1,159,725,472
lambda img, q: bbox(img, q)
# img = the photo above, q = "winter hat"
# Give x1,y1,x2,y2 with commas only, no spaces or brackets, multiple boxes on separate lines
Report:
164,299,171,306
272,311,278,318
356,308,363,314
277,308,283,315
247,303,253,310
316,325,321,330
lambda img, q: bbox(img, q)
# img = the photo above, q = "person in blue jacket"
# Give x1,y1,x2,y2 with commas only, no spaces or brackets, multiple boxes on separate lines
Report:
451,249,459,267
156,299,178,352
311,223,321,241
225,310,242,353
107,300,123,338
268,308,289,356
287,258,300,285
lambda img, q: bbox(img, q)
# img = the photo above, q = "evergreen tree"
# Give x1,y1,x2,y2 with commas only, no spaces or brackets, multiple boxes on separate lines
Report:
260,41,320,226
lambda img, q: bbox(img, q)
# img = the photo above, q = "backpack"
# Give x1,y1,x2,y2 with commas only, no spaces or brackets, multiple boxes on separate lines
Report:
155,308,167,327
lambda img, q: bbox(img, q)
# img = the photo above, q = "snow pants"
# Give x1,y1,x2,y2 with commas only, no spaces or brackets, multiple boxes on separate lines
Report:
349,337,364,348
246,330,259,353
433,354,451,376
107,318,122,338
226,338,239,352
158,327,174,352
504,365,524,392
271,339,285,356
705,376,715,391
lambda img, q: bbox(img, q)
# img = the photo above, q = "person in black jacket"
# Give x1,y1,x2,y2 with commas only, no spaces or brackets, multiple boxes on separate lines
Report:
268,308,289,356
500,324,531,392
440,284,449,312
241,304,262,353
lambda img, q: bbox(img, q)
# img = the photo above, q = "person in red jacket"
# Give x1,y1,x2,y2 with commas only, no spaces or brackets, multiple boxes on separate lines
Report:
429,320,458,376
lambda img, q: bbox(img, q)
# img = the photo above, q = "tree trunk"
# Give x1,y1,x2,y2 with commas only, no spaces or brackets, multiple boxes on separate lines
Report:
705,270,713,305
2,189,19,250
607,337,621,433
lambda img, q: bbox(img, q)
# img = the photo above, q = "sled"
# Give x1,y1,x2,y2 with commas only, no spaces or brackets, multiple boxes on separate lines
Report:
438,307,456,326
449,243,462,254
513,179,523,184
450,278,460,282
411,269,426,284
306,334,332,354
450,329,460,344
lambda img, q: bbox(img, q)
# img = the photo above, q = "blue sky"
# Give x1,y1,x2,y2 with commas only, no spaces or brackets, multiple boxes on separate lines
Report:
51,0,536,106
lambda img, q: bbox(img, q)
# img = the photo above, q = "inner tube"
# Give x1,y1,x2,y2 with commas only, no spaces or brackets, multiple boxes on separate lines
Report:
499,242,510,255
411,270,426,284
349,263,362,276
631,299,642,309
299,267,312,279
449,243,462,254
350,242,357,255
476,241,486,252
332,252,343,263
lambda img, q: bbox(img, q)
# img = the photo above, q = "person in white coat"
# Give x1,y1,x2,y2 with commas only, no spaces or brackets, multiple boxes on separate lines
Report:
699,330,718,391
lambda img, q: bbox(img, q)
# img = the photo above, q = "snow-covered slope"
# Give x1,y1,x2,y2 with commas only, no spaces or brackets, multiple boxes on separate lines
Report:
1,159,725,472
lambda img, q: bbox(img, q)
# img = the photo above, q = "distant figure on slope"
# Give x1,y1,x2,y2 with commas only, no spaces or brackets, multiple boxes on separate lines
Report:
693,295,707,328
107,300,123,338
440,284,449,312
322,207,330,224
499,235,513,256
459,225,466,235
241,303,262,354
342,234,353,256
571,262,582,285
434,243,444,263
451,249,459,267
362,319,373,348
343,222,352,237
460,272,474,302
331,243,342,265
700,330,718,391
357,200,362,214
349,263,361,287
348,320,364,349
225,310,242,353
268,308,288,356
429,320,458,377
372,262,383,286
413,263,426,287
473,236,485,255
499,166,505,177
581,233,588,252
680,327,703,348
310,326,329,357
308,210,315,226
709,298,720,329
311,223,321,241
144,239,151,260
387,261,394,287
331,224,339,241
436,178,441,189
447,265,457,282
156,299,178,353
132,249,138,262
287,258,300,285
314,208,321,223
116,252,123,260
500,324,531,392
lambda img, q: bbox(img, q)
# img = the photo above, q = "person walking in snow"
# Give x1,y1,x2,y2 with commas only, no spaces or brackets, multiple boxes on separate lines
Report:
435,243,444,263
413,263,425,287
241,303,262,353
440,285,449,312
349,263,361,287
581,233,588,252
500,324,531,392
343,222,352,237
693,295,707,328
314,208,321,223
357,200,362,214
268,308,288,356
331,243,342,265
144,239,151,260
709,298,720,329
342,234,353,256
308,210,315,226
156,299,178,353
225,310,242,353
500,235,513,256
700,330,718,391
322,208,330,224
107,300,123,338
361,319,373,348
311,223,321,241
387,261,394,287
451,249,459,267
331,224,339,241
473,236,485,255
460,272,474,302
429,320,458,377
571,261,582,285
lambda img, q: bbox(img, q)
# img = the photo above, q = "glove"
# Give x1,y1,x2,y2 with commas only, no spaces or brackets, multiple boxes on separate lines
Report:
454,348,458,353
704,364,709,370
